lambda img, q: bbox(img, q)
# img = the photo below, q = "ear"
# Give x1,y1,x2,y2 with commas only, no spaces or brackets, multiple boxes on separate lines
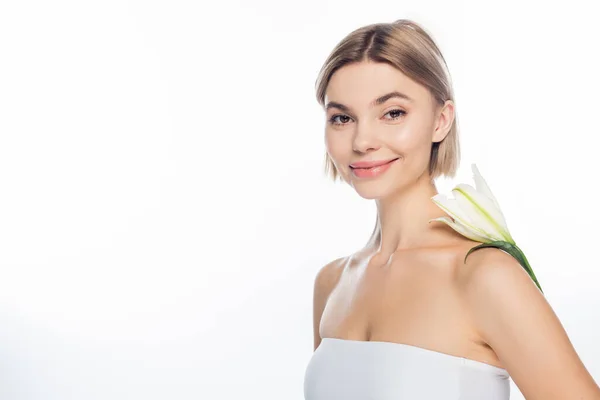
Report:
432,100,455,143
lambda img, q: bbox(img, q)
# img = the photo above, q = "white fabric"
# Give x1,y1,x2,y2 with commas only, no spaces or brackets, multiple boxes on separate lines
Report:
304,337,510,400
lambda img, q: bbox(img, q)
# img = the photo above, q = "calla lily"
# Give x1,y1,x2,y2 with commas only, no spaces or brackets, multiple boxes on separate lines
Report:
429,163,543,293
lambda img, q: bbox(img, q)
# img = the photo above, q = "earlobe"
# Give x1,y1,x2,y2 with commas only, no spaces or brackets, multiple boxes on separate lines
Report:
433,125,451,143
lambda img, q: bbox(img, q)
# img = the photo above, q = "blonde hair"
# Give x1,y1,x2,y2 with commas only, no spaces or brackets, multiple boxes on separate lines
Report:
315,19,460,181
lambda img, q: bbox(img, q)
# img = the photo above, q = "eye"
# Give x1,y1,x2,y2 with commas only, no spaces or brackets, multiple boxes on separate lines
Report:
327,109,406,126
328,114,353,126
384,108,406,120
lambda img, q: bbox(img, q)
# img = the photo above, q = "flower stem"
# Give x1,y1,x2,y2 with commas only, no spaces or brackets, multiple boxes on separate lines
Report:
513,242,543,294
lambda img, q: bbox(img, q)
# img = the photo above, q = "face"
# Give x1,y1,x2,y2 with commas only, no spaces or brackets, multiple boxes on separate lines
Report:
323,61,454,199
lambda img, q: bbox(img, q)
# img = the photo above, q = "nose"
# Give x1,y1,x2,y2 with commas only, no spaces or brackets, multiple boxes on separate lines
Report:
352,121,380,153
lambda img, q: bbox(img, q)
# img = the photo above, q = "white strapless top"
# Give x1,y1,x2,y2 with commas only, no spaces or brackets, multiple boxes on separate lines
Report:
304,337,510,400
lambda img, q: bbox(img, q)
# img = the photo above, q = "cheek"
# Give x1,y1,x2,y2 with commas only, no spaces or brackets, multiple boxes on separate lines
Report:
324,131,349,161
386,125,431,154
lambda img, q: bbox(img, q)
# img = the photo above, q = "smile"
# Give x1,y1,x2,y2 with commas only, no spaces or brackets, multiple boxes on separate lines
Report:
349,158,399,179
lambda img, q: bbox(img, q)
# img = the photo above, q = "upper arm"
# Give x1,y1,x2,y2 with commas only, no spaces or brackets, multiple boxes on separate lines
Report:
461,248,600,400
312,257,345,351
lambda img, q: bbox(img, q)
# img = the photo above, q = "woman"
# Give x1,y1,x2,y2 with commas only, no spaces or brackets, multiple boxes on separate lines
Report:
303,19,600,400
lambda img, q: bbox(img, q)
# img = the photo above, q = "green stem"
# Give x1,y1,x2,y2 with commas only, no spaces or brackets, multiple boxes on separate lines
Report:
513,242,543,294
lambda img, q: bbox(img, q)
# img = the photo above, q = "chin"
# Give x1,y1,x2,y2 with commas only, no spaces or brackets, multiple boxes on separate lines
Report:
349,175,399,200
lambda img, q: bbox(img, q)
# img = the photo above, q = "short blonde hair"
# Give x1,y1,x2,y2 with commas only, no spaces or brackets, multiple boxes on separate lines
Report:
315,19,460,181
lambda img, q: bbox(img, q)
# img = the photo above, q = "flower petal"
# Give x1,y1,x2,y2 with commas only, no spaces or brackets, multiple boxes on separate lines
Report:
431,194,497,241
471,164,499,208
471,164,511,233
452,183,514,243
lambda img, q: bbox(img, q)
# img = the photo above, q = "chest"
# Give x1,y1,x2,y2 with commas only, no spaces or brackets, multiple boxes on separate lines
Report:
319,253,469,343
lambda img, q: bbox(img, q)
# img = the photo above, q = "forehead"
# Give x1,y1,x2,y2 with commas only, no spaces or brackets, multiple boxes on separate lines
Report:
324,62,431,107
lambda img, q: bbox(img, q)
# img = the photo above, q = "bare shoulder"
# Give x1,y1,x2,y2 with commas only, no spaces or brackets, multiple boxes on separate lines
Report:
456,246,600,399
313,256,347,316
455,244,537,293
314,256,346,294
312,256,347,350
455,245,549,341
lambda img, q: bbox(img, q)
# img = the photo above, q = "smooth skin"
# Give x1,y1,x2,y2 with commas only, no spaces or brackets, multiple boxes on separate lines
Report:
313,61,600,399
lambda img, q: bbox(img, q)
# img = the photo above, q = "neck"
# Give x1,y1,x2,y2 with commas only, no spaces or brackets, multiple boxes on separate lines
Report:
365,172,453,256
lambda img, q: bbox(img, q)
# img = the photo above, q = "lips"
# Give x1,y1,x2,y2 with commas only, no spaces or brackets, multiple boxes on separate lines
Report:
349,158,399,169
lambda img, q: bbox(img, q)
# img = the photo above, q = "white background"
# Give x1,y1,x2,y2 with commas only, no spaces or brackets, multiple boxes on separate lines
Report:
1,1,599,399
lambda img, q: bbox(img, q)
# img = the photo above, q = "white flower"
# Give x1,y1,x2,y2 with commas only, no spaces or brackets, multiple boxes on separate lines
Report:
430,163,543,293
429,163,514,245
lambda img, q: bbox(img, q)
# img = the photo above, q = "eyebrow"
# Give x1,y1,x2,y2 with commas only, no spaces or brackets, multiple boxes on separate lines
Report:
325,90,413,113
